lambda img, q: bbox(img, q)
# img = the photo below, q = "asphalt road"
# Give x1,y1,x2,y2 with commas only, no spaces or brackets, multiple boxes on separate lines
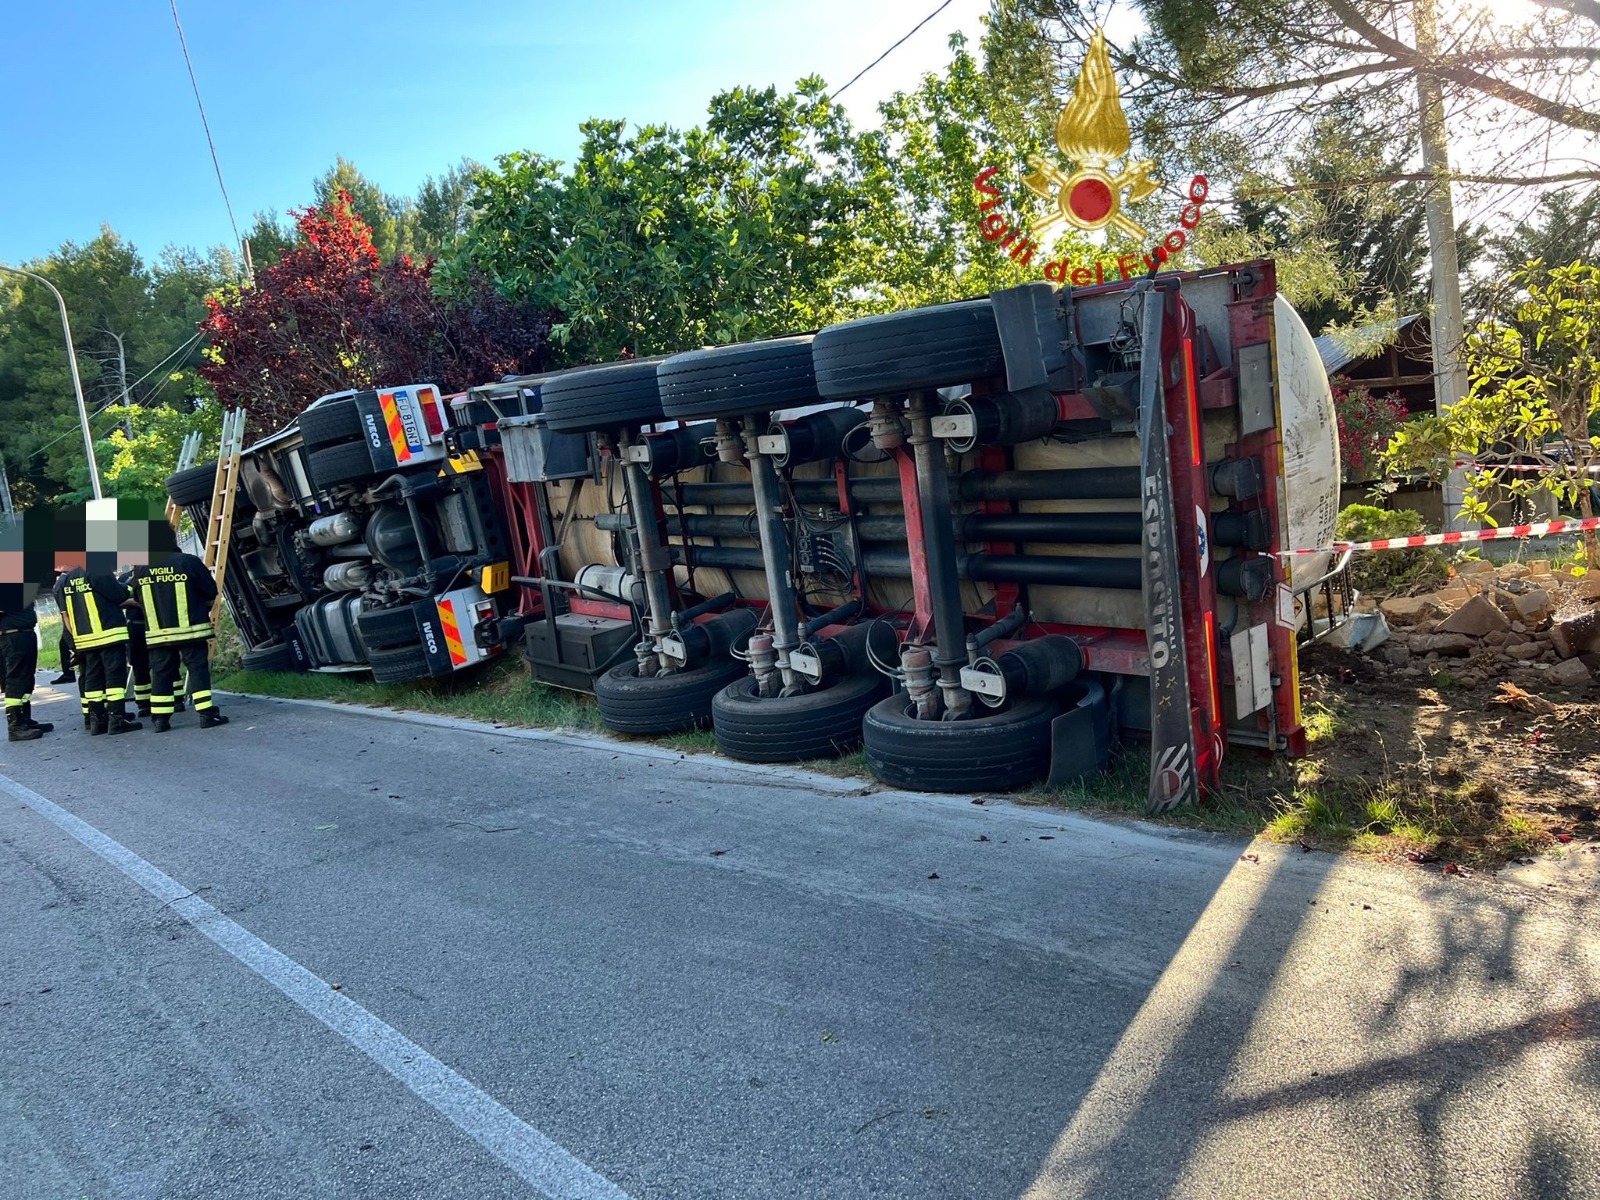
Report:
1,677,1597,1200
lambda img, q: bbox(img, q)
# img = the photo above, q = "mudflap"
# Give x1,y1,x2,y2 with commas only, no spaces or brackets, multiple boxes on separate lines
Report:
1137,287,1200,813
1045,678,1112,788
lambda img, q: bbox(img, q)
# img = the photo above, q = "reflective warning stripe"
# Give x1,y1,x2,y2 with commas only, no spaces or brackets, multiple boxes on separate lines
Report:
1281,515,1600,555
380,390,412,463
436,600,469,666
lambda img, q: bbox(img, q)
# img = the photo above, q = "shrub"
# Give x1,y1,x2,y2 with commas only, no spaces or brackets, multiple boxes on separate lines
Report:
1336,504,1448,594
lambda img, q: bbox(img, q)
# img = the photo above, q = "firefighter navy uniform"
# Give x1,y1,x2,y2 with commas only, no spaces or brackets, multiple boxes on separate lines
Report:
120,568,154,716
53,567,142,735
1,601,52,742
132,552,227,732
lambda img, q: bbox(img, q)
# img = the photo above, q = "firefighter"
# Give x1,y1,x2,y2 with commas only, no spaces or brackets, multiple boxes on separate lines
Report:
119,566,154,716
2,598,53,742
53,565,142,735
132,549,227,732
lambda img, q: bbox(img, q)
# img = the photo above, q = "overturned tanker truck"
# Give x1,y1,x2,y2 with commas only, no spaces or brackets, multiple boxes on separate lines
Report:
475,259,1339,810
179,259,1339,809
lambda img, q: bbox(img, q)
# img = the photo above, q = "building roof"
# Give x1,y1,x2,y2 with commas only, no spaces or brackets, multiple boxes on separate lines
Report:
1313,313,1422,375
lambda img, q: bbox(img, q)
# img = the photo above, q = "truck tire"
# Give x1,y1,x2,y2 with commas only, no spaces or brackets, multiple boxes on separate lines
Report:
166,461,257,518
306,442,378,491
812,300,1005,399
166,462,219,505
710,670,886,763
356,601,428,651
298,397,364,451
861,694,1060,793
540,359,665,434
240,641,299,673
595,657,748,735
658,337,819,420
368,641,432,683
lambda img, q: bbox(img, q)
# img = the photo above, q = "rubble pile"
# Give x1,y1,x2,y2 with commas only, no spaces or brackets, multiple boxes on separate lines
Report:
1372,558,1600,692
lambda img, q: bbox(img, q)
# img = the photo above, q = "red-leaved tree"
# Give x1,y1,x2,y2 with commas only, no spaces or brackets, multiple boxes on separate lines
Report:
200,193,553,434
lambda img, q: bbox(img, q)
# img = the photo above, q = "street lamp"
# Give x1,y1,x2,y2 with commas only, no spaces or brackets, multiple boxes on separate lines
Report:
0,265,103,499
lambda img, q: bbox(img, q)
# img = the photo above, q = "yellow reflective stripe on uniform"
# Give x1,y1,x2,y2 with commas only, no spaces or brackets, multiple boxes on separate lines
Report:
3,697,23,709
145,623,213,645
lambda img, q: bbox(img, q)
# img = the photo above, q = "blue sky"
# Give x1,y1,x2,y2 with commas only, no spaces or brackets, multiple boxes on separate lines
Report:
0,0,993,266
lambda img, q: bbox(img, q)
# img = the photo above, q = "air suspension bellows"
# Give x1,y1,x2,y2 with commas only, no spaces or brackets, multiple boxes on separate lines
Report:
658,606,759,670
963,635,1083,709
940,389,1058,454
633,423,715,477
765,407,866,469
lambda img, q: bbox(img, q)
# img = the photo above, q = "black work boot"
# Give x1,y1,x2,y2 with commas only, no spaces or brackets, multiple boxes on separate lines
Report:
137,700,152,718
107,707,142,735
22,703,53,733
151,714,171,734
7,709,43,742
199,707,229,729
50,670,74,685
89,703,108,736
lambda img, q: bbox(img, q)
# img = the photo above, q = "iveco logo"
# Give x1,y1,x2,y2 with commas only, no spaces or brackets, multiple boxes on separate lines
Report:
364,413,383,450
421,621,439,655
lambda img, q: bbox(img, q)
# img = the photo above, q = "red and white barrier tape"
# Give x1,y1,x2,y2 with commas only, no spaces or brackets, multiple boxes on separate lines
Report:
1453,459,1600,474
1280,516,1600,556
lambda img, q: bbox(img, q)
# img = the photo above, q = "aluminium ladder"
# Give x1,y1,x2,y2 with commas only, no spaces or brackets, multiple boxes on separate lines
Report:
202,408,248,626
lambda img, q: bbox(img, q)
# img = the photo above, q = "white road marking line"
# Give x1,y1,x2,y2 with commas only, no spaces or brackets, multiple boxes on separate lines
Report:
0,769,633,1200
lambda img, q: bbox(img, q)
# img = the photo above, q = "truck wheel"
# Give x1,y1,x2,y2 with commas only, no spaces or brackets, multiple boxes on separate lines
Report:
812,300,1004,399
368,642,432,683
710,670,886,763
298,397,364,451
167,460,257,518
658,337,819,420
595,657,747,735
166,461,219,505
861,694,1060,793
306,442,378,491
540,359,665,434
356,601,427,651
240,641,300,673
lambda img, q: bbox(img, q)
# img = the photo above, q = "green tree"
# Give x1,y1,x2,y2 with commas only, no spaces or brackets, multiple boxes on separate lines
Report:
414,160,482,259
0,230,236,504
835,35,1097,315
314,157,415,262
1490,188,1600,280
1382,260,1600,565
445,80,860,362
100,396,224,506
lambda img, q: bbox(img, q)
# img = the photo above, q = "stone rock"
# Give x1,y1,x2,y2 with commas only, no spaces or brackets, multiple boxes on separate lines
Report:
1411,633,1475,657
1528,559,1552,573
1438,594,1512,637
1550,609,1600,659
1503,630,1529,647
1505,642,1545,661
1414,619,1439,636
1379,596,1438,624
1382,644,1412,668
1579,576,1600,601
1546,657,1594,687
1512,621,1527,634
1499,563,1531,580
1513,588,1552,624
1456,559,1495,576
1483,630,1509,646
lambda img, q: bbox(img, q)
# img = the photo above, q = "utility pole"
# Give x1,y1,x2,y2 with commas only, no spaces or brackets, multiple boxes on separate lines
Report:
106,329,134,438
1414,0,1469,528
0,266,103,500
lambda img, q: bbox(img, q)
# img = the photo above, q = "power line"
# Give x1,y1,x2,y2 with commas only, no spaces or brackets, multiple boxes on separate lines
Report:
169,0,241,247
830,0,959,101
